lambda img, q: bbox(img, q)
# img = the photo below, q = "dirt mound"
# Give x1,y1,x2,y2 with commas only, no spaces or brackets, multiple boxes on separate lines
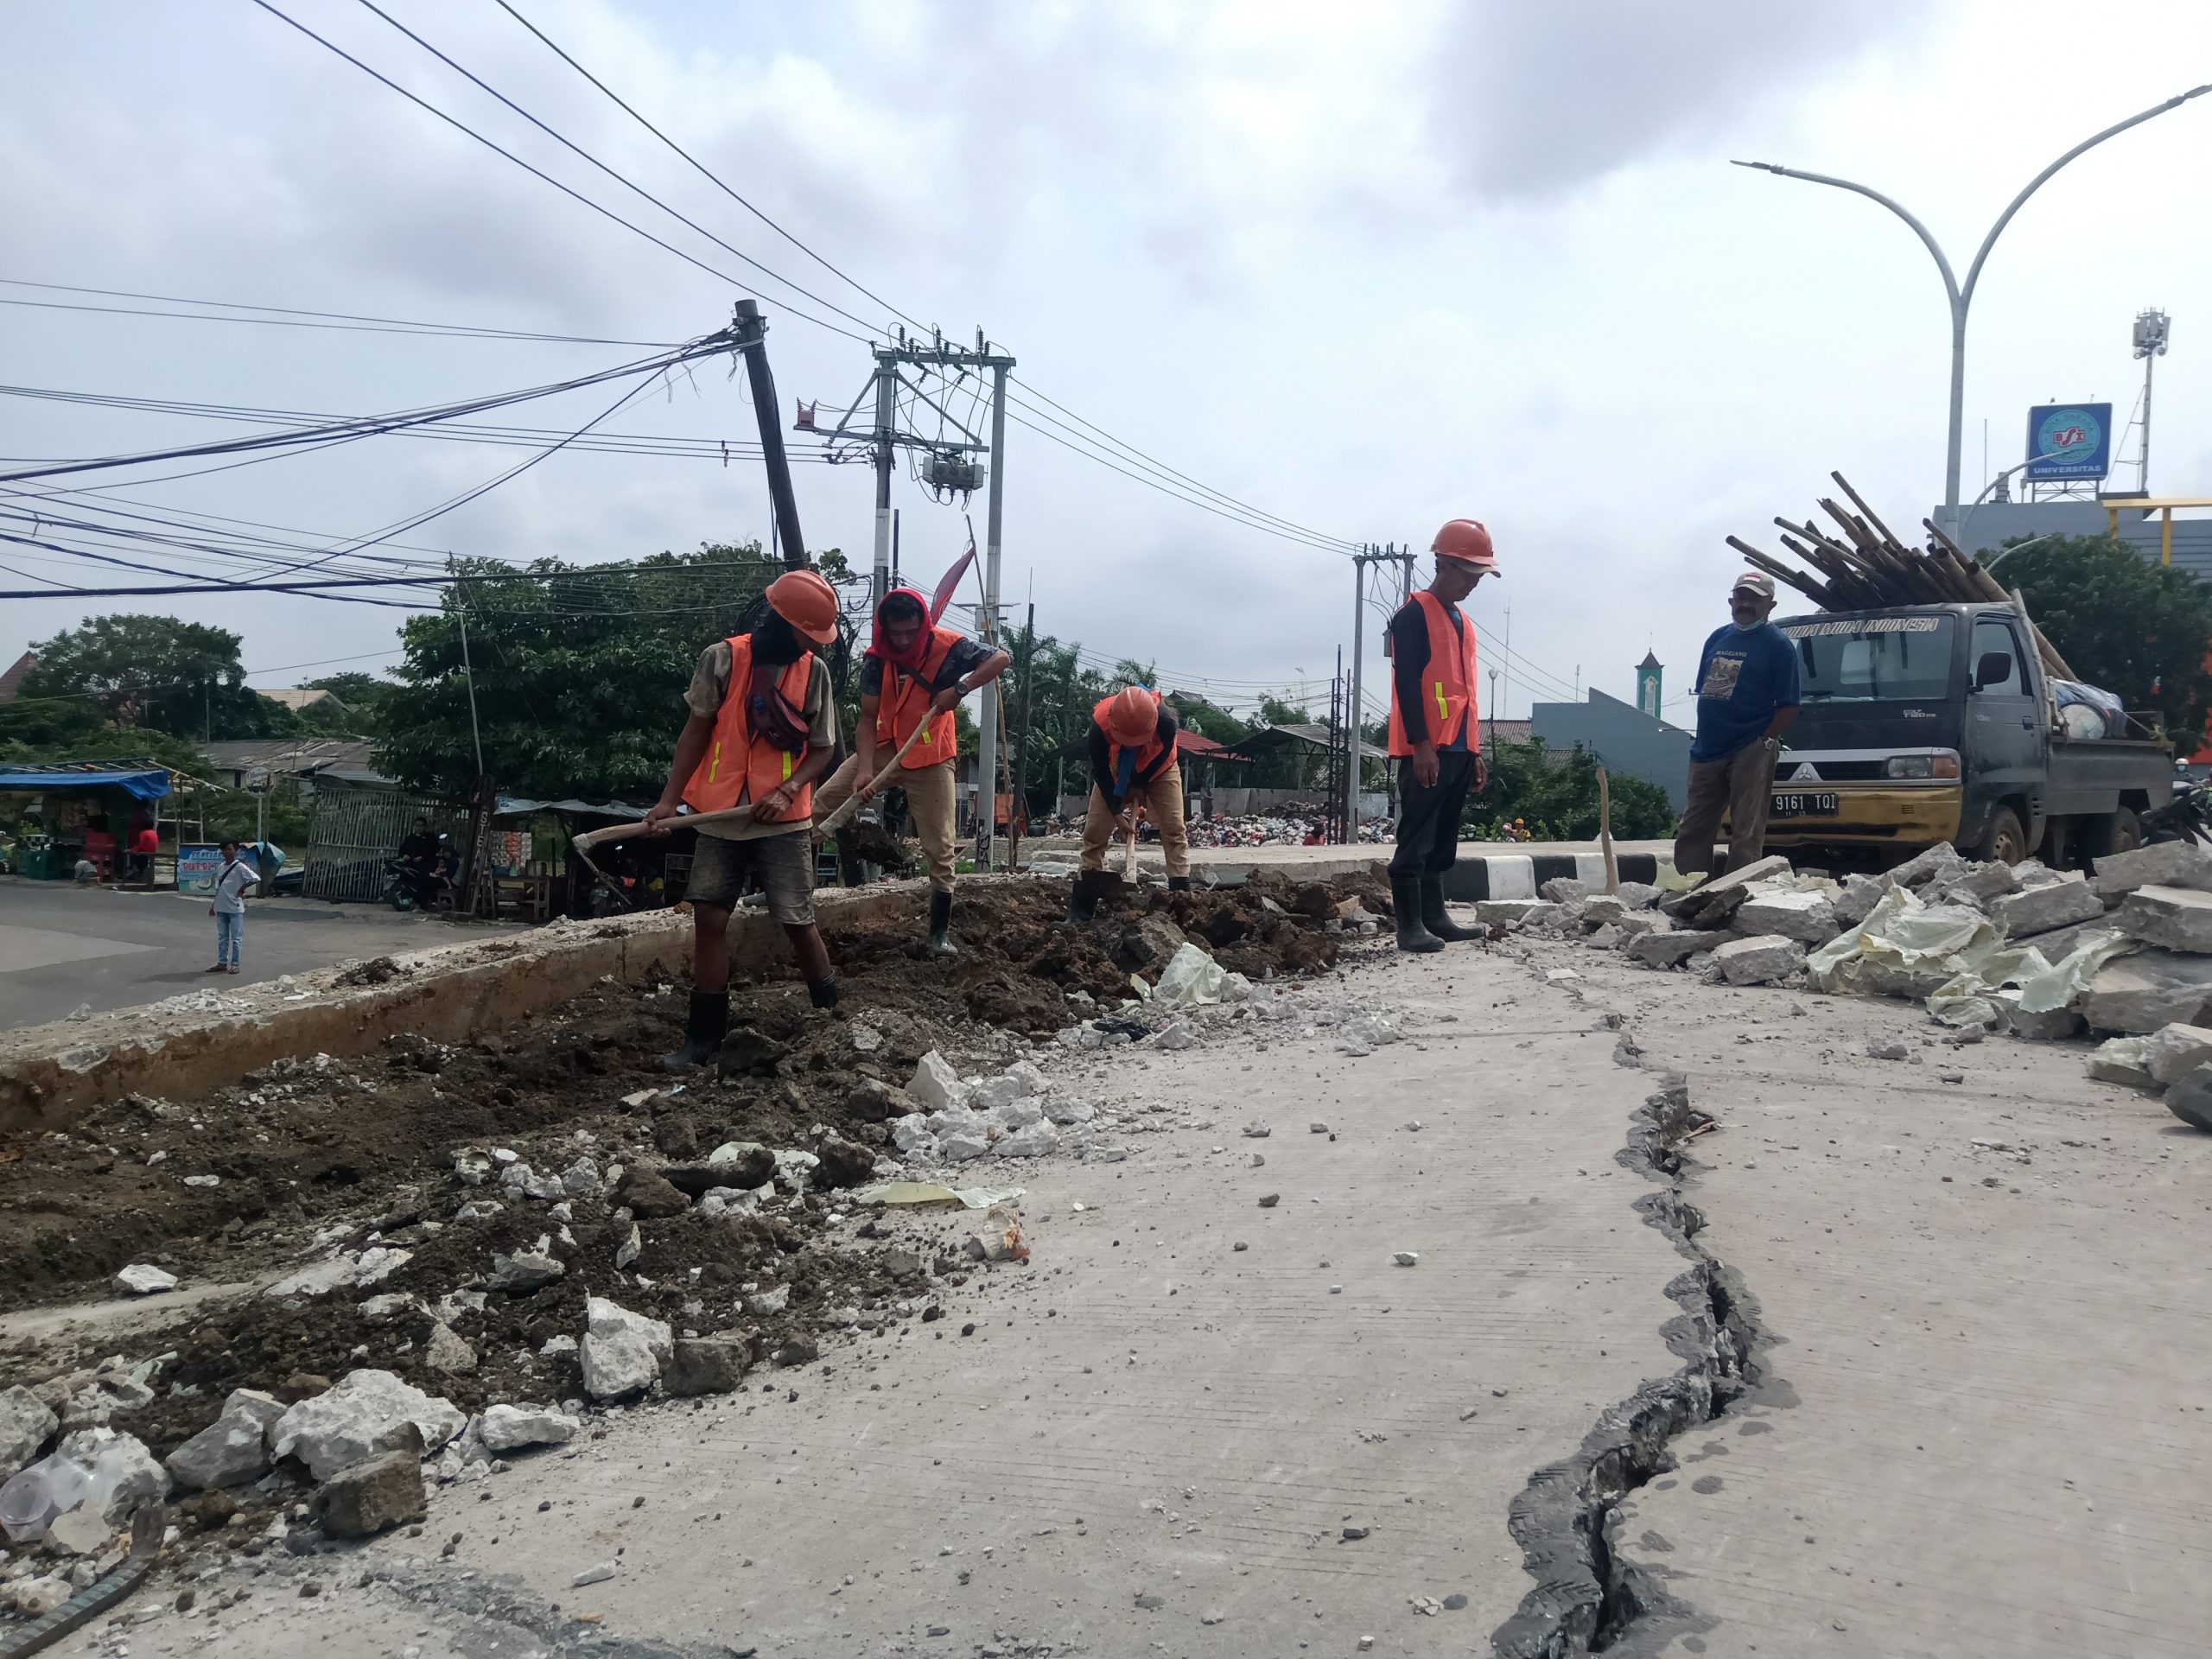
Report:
0,869,1384,1469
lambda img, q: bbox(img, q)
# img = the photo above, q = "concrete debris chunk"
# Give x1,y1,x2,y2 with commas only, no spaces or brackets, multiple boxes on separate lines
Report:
424,1323,477,1376
558,1157,603,1198
477,1404,579,1452
1475,899,1557,928
0,1385,59,1480
2078,950,2212,1034
1538,877,1589,904
1934,861,2021,908
2165,1067,2212,1133
1242,1120,1272,1139
1393,1251,1419,1267
1625,929,1730,969
2116,884,2212,953
699,1142,778,1189
2087,1035,2155,1088
938,1129,989,1163
2093,838,2212,903
164,1389,283,1491
1736,890,1839,944
112,1262,178,1297
1888,842,1966,890
272,1370,463,1481
745,1285,791,1317
664,1338,748,1397
1711,935,1807,986
2140,1022,2212,1086
489,1250,565,1294
1991,877,2107,939
572,1560,620,1588
909,1051,967,1112
1832,873,1897,930
996,1121,1059,1158
320,1448,426,1539
613,1223,643,1271
56,1427,165,1525
1580,895,1627,925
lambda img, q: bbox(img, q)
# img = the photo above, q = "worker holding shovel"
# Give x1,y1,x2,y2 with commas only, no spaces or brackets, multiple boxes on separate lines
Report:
1069,685,1191,921
810,585,1009,956
644,569,845,1070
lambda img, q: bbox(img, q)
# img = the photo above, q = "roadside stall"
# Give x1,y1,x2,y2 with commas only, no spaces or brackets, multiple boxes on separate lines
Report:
0,762,172,882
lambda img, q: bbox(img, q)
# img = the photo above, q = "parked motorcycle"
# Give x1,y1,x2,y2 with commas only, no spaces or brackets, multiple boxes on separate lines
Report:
2140,776,2212,848
382,843,458,912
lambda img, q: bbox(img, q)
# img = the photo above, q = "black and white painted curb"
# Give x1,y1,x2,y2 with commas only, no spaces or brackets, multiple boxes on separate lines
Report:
1440,850,1671,904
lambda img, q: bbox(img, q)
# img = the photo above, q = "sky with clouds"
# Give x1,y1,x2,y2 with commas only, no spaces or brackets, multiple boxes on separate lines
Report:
4,0,2209,734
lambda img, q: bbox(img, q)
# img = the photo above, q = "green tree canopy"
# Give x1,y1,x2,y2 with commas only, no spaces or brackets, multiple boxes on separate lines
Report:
1464,738,1675,841
1998,534,2212,737
3,614,290,745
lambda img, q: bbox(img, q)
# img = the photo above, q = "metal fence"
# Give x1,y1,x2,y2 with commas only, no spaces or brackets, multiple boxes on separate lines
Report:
301,784,466,903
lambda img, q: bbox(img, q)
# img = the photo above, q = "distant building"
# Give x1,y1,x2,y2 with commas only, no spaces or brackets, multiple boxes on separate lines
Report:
1929,500,2212,583
0,651,37,703
252,686,350,714
1636,650,1663,720
199,738,382,793
1531,688,1694,811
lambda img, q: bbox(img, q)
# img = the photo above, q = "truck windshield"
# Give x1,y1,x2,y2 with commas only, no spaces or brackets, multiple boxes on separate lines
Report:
1778,614,1956,702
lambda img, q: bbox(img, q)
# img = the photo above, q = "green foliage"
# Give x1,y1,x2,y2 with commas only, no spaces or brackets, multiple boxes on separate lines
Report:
300,671,399,735
1256,692,1312,727
4,615,287,743
1462,738,1676,841
373,543,861,800
1167,695,1249,747
1999,534,2212,735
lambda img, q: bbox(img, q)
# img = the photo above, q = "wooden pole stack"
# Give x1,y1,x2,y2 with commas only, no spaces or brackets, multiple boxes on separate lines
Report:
1728,471,2076,682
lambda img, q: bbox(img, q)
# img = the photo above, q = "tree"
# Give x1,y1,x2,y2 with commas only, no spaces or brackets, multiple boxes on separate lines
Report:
373,543,860,800
1999,534,2212,736
1463,738,1676,841
300,671,398,735
6,614,288,743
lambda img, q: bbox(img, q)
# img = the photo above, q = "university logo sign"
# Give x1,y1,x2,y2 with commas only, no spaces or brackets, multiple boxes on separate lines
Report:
2024,403,2113,482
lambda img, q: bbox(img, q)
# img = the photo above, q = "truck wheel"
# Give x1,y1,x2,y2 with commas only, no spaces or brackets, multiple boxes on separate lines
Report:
2109,807,2144,855
1975,805,2029,867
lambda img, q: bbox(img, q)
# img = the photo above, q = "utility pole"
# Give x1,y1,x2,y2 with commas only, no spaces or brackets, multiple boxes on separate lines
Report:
2134,308,2171,493
870,353,897,605
731,300,808,567
1010,601,1036,863
1345,549,1367,846
976,358,1011,871
455,603,486,782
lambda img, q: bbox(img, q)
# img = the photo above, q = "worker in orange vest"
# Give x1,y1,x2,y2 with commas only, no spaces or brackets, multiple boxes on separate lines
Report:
645,568,844,1069
811,586,1009,955
1386,518,1497,952
1069,685,1191,920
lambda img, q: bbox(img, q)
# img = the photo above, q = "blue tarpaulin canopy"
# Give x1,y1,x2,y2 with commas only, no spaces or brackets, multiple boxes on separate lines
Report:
0,765,172,800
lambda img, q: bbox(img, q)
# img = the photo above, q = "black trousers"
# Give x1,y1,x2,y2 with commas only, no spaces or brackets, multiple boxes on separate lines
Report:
1389,751,1475,877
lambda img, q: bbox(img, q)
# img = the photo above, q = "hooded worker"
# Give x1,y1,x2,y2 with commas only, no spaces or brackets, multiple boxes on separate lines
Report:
645,567,844,1069
1069,684,1191,921
1386,518,1498,952
810,585,1010,954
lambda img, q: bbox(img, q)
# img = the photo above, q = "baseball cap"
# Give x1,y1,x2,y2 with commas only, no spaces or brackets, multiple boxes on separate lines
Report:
1730,572,1776,601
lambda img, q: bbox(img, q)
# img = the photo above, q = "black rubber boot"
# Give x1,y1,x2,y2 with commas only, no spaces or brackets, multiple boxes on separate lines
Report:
838,849,866,888
1391,877,1445,954
1420,875,1484,942
1064,878,1100,925
926,890,957,957
661,990,729,1071
808,976,842,1011
1166,875,1192,892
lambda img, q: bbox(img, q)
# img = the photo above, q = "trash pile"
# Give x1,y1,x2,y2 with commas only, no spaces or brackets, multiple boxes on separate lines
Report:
1185,810,1338,848
1485,839,2212,1130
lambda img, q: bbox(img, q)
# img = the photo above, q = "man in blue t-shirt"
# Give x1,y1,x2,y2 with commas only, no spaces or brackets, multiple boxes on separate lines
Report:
1674,571,1801,880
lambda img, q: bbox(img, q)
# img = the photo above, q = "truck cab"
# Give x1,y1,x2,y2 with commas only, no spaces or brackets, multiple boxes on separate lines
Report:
1761,602,2171,867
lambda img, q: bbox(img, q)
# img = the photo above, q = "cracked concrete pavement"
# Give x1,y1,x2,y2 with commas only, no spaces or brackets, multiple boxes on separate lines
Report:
47,944,1691,1658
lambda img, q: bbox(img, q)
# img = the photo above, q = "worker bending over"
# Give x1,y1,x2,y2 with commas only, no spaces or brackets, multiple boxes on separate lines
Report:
1069,686,1191,920
646,569,844,1070
1386,518,1497,953
811,586,1009,955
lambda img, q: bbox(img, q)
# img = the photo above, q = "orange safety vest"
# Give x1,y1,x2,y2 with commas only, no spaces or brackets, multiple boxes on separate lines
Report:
683,635,818,822
1093,689,1175,786
872,626,962,769
1386,590,1479,757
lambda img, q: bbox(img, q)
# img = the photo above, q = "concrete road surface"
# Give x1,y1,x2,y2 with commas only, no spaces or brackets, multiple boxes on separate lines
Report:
0,880,517,1030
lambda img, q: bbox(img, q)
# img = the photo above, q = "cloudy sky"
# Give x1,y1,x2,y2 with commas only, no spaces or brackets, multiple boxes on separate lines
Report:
4,0,2209,734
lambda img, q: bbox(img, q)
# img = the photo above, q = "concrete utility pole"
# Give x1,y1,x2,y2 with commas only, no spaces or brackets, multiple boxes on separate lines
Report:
1344,542,1411,844
976,359,1011,872
731,300,808,567
1734,84,2209,517
870,354,897,606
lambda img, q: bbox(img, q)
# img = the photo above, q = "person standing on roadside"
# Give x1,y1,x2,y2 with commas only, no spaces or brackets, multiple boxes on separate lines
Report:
1385,519,1497,953
207,839,257,975
1674,571,1801,882
810,586,1009,957
645,569,846,1071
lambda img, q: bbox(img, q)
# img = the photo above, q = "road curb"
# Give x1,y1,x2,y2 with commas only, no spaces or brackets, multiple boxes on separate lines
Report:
1441,851,1669,903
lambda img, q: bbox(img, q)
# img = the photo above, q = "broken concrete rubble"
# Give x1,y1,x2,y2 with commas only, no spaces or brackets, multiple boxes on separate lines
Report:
319,1446,426,1539
2115,885,2212,953
580,1296,673,1402
1833,873,1896,930
2092,838,2212,903
1476,899,1556,928
0,1386,58,1479
665,1338,748,1397
2164,1067,2212,1132
2140,1022,2212,1086
164,1388,283,1491
271,1369,464,1481
1737,890,1839,944
1625,929,1732,969
1990,878,2107,939
2088,1035,2155,1088
2079,950,2212,1034
477,1404,578,1452
1711,935,1807,986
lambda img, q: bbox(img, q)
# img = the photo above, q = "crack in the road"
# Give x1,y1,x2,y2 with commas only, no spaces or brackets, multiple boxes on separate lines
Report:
1490,1066,1770,1659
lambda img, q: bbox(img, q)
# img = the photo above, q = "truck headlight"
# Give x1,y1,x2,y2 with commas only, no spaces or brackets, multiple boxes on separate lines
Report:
1886,753,1960,779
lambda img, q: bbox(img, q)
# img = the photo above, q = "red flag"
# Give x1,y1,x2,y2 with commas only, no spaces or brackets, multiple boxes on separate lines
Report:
931,531,977,625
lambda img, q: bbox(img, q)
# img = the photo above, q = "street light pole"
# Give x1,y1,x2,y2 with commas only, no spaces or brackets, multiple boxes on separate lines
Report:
1733,84,2209,515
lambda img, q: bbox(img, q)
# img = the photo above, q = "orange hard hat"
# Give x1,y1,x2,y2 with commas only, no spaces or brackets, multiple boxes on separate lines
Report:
765,568,839,644
1433,518,1500,574
1103,685,1159,745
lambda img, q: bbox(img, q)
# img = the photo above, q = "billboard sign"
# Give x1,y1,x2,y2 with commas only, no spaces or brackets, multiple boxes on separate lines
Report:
176,843,224,896
2024,403,2113,481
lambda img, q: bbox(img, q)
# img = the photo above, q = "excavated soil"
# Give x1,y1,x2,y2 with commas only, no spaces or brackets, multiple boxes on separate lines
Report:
0,871,1387,1476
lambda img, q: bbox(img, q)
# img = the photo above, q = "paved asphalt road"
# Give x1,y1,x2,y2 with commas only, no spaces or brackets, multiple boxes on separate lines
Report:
0,879,518,1030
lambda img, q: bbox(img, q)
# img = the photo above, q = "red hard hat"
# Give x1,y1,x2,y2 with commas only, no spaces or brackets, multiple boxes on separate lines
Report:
1103,685,1159,745
765,569,839,644
1433,518,1499,574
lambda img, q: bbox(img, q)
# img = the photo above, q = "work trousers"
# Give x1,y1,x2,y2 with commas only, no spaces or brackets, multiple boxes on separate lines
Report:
813,753,958,893
1673,737,1781,880
1079,766,1191,879
215,910,244,967
1389,750,1476,878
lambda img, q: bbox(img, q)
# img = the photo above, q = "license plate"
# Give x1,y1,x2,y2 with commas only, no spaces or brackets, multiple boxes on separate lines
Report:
1771,791,1840,817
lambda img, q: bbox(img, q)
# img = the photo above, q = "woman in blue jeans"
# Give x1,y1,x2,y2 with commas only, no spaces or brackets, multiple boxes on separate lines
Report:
207,840,257,974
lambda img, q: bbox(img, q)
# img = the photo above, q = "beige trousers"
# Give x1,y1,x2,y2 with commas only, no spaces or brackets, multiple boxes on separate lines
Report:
813,753,958,893
1079,767,1191,878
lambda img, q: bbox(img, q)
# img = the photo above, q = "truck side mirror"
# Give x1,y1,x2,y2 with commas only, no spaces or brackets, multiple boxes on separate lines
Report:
1974,651,2012,691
